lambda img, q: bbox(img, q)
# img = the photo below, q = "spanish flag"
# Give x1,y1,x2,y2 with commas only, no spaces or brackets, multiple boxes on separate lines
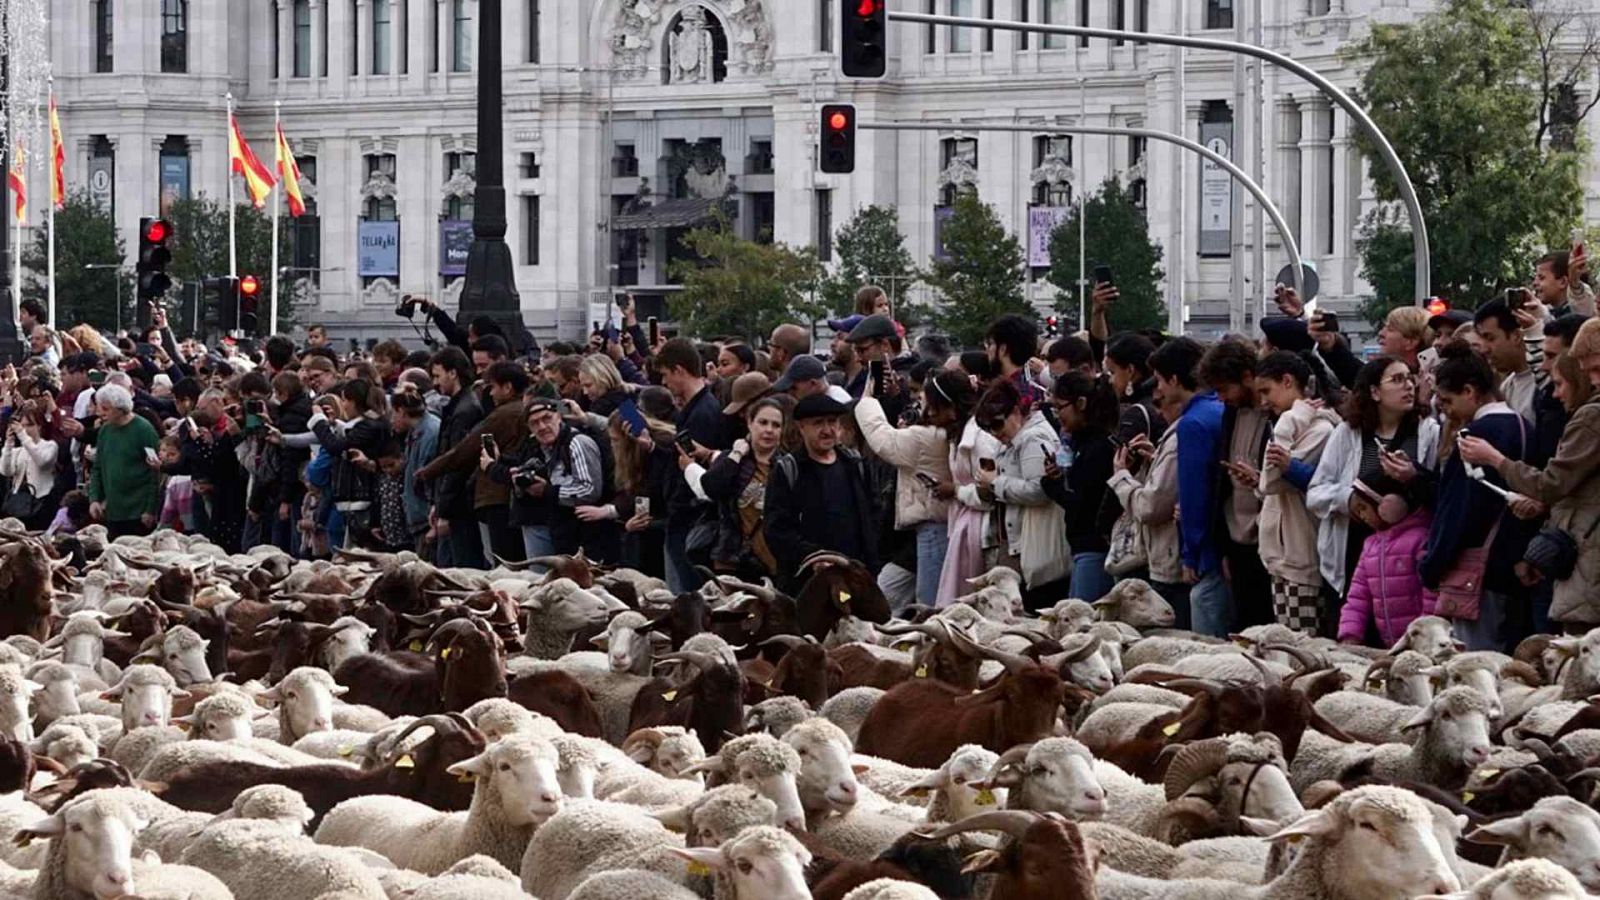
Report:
228,114,276,209
275,122,305,218
48,98,65,209
8,146,25,224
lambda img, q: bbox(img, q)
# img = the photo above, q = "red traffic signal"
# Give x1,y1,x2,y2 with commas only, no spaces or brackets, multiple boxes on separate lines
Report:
820,104,857,174
856,0,881,15
1426,297,1449,316
239,275,260,297
144,220,170,243
841,0,887,78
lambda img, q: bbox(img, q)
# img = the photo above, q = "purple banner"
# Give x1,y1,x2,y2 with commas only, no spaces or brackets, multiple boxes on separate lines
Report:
1028,206,1072,268
439,219,472,276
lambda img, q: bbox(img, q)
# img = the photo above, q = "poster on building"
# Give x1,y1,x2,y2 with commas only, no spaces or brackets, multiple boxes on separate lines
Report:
1028,206,1072,268
88,155,114,215
358,221,401,277
933,206,956,262
158,155,189,218
1198,121,1233,257
439,220,472,276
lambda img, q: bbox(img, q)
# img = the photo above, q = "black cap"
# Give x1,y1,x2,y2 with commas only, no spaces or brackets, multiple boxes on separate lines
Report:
847,314,897,344
793,392,853,421
61,352,100,373
1429,309,1472,330
772,355,827,392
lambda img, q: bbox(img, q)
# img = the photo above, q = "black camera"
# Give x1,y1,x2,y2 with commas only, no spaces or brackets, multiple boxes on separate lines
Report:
395,295,422,318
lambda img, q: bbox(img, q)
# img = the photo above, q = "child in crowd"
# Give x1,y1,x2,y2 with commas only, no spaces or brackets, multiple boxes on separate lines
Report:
156,435,195,532
45,490,92,537
373,443,411,552
1338,481,1436,647
299,465,330,559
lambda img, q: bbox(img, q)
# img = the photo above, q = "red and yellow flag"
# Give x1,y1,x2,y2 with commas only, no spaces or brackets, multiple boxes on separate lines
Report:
8,146,26,224
275,122,305,218
48,97,65,209
228,114,276,209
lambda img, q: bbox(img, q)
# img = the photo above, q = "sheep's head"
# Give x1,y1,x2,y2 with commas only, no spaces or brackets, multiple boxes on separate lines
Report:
1550,626,1600,697
656,784,778,848
590,611,664,675
176,691,258,742
23,661,79,725
257,666,346,739
900,743,1004,822
313,617,376,673
670,826,812,900
982,738,1104,820
782,716,859,817
46,611,129,668
462,698,541,743
623,726,707,781
1270,786,1460,898
1041,633,1115,694
1091,579,1175,629
967,567,1025,608
1427,653,1505,721
30,723,97,771
548,733,598,800
445,734,563,827
687,733,806,832
1466,796,1600,891
17,793,149,900
1419,857,1589,900
520,578,609,635
1160,733,1301,835
214,784,314,834
1364,651,1436,707
743,696,812,739
1404,687,1494,774
1392,616,1462,663
148,624,214,686
1039,598,1097,640
100,664,185,732
956,585,1017,624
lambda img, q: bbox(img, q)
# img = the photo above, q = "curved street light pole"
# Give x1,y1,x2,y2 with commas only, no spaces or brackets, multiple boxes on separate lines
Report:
887,10,1429,304
862,121,1304,320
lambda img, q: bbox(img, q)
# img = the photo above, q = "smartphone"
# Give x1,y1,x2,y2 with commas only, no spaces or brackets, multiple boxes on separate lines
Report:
245,398,266,416
1093,264,1116,288
480,434,498,457
635,497,651,518
674,431,698,455
143,447,160,465
1574,227,1587,259
591,321,601,337
1505,287,1533,311
1312,310,1340,334
88,370,106,387
869,359,886,397
618,397,648,439
648,317,660,347
978,458,997,473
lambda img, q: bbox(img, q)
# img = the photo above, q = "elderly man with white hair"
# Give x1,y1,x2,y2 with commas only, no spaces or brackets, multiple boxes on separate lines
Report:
87,382,162,537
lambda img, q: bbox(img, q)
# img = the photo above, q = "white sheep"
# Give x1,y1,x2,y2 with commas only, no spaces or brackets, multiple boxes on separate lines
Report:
1121,634,1234,670
1465,796,1600,892
670,825,812,900
654,784,779,848
783,716,862,823
136,783,313,864
1291,687,1495,794
395,855,527,900
1075,701,1179,754
680,733,806,832
139,625,215,687
1361,650,1437,707
316,616,377,673
1039,598,1099,639
821,686,885,744
314,733,564,874
519,578,611,659
745,696,813,738
180,817,388,900
1418,857,1593,900
462,697,565,742
1088,683,1190,712
567,869,699,900
0,665,41,743
896,743,1003,823
1081,821,1271,884
22,662,81,727
256,666,348,744
1391,616,1464,662
620,726,707,781
1093,579,1177,629
29,723,97,771
521,799,690,899
842,879,942,900
1314,690,1438,744
16,791,232,900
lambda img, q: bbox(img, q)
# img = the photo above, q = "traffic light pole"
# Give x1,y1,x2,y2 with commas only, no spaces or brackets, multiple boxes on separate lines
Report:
883,10,1430,305
860,121,1304,302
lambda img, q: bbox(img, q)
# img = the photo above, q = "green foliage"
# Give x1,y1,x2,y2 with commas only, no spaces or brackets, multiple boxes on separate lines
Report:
925,193,1029,347
818,205,925,323
21,189,127,330
165,195,281,288
1347,0,1586,324
667,217,825,341
1046,179,1167,332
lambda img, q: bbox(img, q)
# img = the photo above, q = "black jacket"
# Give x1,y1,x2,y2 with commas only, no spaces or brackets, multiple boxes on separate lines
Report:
763,449,880,586
273,392,315,504
312,414,390,505
433,388,485,520
669,385,727,524
698,450,774,576
1042,429,1116,555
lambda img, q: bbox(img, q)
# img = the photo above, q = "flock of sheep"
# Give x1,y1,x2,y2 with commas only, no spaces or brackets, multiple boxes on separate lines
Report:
0,521,1593,899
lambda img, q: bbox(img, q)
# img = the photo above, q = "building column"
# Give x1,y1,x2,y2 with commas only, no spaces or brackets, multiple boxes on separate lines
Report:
307,0,324,82
437,0,451,74
1299,94,1331,264
398,134,430,296
329,0,352,90
1331,112,1357,291
406,0,429,86
277,0,294,80
356,0,372,78
1274,96,1301,247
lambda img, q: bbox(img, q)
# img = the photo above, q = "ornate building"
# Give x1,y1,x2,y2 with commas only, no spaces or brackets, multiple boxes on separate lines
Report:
37,0,1600,341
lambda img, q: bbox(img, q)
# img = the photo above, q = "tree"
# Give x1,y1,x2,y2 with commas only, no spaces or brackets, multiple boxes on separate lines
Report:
1347,0,1587,325
818,204,924,322
165,195,281,289
21,190,127,330
925,193,1029,348
1047,178,1167,333
667,217,824,341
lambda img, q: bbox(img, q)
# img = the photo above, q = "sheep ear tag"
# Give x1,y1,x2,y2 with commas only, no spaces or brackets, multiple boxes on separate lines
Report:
686,860,713,877
1462,791,1475,803
1162,722,1182,737
1476,768,1499,780
662,690,678,702
395,754,415,769
835,590,851,608
338,745,354,758
974,788,997,806
440,647,454,660
409,640,424,652
914,665,928,678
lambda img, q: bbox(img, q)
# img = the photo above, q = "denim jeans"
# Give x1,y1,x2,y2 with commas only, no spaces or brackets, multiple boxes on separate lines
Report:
1451,589,1510,653
877,562,918,613
663,522,705,595
915,521,949,607
1189,570,1234,638
1071,552,1113,603
522,526,555,576
442,517,484,569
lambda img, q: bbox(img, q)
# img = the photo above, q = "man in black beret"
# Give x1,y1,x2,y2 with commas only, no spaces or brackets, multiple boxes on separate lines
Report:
762,390,880,588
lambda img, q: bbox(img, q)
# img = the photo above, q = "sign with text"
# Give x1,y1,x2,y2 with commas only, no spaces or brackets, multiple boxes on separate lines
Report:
1198,121,1233,257
1028,206,1072,268
439,219,472,276
358,221,400,277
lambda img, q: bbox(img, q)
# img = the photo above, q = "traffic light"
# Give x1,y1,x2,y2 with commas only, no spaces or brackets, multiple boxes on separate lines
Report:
1045,316,1060,338
136,217,173,329
841,0,887,78
211,277,240,333
820,104,857,174
1426,297,1449,317
239,275,261,334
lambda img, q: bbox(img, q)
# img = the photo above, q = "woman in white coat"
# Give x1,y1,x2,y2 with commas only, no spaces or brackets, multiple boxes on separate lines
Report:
972,378,1069,609
0,405,60,530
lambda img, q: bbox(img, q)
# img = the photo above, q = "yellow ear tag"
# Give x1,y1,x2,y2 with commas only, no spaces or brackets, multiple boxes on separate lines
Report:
662,690,678,701
338,745,354,758
837,591,851,607
440,647,453,660
174,721,189,733
686,861,713,877
974,788,998,806
1162,722,1181,736
894,641,915,652
914,665,928,678
1477,768,1500,780
1462,791,1476,803
409,640,424,652
395,754,415,769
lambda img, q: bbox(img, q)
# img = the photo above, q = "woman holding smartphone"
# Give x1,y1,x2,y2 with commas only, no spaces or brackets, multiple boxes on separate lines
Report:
694,397,790,580
1041,372,1120,603
973,379,1070,609
0,402,59,530
309,380,392,549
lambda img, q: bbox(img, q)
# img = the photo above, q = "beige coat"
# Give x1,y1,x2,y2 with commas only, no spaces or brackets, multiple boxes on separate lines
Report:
1500,398,1600,626
1258,399,1340,587
854,396,952,530
1107,427,1181,584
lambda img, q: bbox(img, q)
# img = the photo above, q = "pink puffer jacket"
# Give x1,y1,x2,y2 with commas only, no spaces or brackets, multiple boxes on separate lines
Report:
1337,509,1438,647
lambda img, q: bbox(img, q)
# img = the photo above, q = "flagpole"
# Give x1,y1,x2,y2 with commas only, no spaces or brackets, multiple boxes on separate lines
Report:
226,92,237,279
46,79,55,328
270,101,281,337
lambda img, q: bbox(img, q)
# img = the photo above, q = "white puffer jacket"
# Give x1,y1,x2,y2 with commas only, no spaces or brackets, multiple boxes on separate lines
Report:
854,396,951,530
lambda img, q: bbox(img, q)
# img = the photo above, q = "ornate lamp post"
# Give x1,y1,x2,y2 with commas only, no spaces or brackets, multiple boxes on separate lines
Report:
457,0,525,349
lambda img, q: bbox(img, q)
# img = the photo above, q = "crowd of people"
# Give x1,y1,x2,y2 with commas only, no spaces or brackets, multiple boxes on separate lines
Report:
8,243,1600,654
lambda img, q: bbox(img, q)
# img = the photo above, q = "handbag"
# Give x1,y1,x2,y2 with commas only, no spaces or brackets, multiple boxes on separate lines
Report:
1104,404,1153,576
1436,414,1525,621
1,482,41,521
